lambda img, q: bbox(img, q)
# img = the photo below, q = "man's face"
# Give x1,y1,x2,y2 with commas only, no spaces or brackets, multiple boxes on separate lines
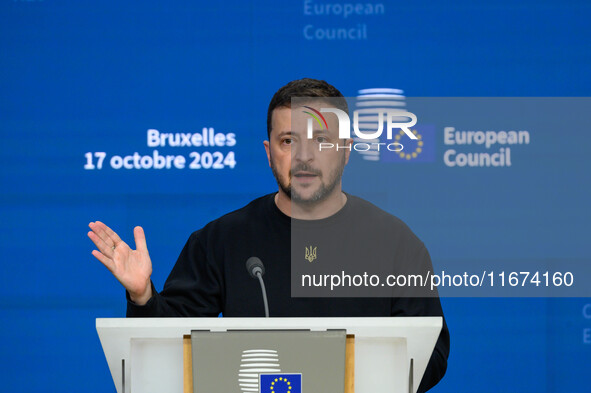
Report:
264,104,351,205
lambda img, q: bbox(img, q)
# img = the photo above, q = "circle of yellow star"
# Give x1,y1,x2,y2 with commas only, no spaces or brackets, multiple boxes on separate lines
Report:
397,129,424,160
268,376,292,392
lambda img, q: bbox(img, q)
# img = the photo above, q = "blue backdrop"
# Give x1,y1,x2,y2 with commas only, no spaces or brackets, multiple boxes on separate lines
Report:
1,0,590,392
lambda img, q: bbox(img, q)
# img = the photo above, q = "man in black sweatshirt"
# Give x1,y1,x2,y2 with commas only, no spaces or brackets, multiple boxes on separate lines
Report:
88,78,449,392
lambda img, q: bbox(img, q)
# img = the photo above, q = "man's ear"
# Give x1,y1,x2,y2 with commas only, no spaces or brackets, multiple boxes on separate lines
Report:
263,140,271,167
343,138,353,165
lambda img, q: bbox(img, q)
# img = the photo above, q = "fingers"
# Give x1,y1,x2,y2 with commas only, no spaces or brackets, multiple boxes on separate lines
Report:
133,226,148,252
91,221,122,247
100,221,123,245
87,230,115,260
88,221,115,251
91,249,115,272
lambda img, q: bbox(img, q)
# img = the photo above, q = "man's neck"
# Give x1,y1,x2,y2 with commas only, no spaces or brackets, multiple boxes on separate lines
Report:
274,189,347,220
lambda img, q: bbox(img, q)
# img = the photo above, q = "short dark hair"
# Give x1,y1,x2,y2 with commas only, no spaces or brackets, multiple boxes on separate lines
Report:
266,78,348,139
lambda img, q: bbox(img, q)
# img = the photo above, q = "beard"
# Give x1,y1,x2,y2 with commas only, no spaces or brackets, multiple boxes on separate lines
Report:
270,153,346,206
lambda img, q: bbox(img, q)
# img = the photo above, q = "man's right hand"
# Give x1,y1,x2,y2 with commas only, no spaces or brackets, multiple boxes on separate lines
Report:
88,221,153,305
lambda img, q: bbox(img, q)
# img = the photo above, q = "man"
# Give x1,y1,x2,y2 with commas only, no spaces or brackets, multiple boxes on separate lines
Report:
88,78,449,392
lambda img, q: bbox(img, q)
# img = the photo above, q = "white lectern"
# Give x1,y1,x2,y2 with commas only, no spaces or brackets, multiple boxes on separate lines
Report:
96,317,441,393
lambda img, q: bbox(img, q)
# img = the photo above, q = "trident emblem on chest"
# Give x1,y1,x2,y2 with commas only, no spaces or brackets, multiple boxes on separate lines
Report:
305,246,317,263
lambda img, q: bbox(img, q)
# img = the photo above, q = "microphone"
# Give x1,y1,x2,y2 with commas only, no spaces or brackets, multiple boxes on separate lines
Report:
246,256,269,317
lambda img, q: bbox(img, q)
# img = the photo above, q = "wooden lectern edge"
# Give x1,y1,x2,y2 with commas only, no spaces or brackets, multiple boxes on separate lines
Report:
345,334,355,393
183,333,355,393
183,335,193,393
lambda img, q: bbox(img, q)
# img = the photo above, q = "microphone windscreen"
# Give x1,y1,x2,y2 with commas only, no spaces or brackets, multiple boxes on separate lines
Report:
245,256,265,278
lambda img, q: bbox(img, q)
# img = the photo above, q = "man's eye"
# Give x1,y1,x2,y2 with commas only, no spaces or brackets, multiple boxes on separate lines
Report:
316,136,327,143
282,138,293,145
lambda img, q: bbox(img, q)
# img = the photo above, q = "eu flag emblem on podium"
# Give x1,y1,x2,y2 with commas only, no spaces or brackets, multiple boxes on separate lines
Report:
260,373,302,393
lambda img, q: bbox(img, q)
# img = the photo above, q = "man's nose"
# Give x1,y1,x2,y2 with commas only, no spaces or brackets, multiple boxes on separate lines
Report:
293,138,316,163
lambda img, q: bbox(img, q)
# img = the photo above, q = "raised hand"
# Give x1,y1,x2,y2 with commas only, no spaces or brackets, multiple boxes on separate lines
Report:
88,221,153,305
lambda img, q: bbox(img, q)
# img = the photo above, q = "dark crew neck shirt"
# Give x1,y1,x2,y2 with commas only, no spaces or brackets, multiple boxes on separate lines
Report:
127,193,449,392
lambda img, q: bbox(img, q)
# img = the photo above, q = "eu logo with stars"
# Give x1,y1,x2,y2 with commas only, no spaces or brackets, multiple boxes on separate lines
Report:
259,373,302,393
382,124,436,163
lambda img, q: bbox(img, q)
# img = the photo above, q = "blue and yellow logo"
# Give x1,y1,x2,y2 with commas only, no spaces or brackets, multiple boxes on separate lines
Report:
382,124,435,163
260,373,302,393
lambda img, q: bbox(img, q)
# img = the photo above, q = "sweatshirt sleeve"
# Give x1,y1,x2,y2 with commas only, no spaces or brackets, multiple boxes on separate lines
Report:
126,231,223,317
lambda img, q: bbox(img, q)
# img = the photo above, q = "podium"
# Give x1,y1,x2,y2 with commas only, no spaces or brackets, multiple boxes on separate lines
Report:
96,317,441,393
